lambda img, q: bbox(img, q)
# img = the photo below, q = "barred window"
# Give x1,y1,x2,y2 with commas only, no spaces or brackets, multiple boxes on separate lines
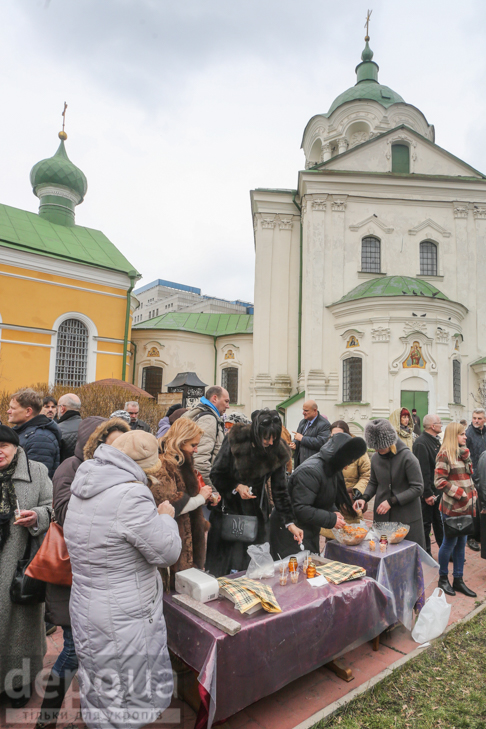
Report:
54,319,89,387
142,366,163,398
222,367,238,404
420,241,438,276
343,357,362,402
361,236,381,273
453,360,461,405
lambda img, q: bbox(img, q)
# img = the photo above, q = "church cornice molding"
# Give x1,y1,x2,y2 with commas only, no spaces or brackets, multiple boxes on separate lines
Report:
328,297,468,320
408,218,451,238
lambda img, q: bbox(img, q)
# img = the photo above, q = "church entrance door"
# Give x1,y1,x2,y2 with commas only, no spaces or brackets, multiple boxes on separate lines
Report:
401,391,428,430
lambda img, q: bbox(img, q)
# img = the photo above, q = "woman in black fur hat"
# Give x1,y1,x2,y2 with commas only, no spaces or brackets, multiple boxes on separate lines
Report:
205,409,303,576
271,432,367,557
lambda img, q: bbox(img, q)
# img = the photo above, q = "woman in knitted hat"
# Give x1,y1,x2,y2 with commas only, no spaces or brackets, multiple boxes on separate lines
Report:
64,430,181,729
0,425,52,709
354,419,426,548
151,418,212,589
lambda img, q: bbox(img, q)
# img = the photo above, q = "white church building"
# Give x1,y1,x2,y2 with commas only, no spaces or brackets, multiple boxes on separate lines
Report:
250,35,486,432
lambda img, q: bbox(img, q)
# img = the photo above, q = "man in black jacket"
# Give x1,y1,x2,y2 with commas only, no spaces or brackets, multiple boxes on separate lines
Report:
413,413,443,555
57,393,82,461
8,388,61,478
466,408,486,551
125,400,151,433
290,400,331,467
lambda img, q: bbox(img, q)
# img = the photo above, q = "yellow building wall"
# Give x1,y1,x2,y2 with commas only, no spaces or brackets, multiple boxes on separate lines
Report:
0,261,132,391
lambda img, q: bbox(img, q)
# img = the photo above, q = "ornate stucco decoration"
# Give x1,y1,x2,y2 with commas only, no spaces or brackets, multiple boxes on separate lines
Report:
408,218,451,238
404,321,427,336
473,205,486,219
385,133,417,170
260,216,277,229
435,327,450,344
371,326,390,342
349,215,394,234
331,195,348,212
311,196,328,211
390,332,437,376
277,215,293,230
453,202,469,219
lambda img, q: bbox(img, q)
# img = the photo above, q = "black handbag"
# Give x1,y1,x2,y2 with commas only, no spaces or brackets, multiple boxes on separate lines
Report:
10,532,46,605
443,515,474,539
221,480,266,543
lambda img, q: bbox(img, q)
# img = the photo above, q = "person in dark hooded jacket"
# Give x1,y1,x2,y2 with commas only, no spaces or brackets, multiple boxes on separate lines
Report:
8,388,61,479
36,417,129,729
354,419,426,549
271,433,367,557
205,409,303,577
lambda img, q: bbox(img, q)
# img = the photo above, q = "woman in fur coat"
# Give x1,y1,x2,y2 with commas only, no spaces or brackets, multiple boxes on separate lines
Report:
150,418,212,588
205,409,303,577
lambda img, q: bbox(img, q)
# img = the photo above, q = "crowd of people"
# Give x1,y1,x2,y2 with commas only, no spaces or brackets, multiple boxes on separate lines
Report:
1,385,485,729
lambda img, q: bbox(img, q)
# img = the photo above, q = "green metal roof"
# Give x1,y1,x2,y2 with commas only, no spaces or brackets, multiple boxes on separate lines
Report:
277,391,305,410
334,276,449,304
326,40,404,117
133,312,253,336
30,140,88,201
0,203,138,276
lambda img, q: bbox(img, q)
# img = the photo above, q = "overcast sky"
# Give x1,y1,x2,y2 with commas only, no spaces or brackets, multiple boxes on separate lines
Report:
1,0,486,302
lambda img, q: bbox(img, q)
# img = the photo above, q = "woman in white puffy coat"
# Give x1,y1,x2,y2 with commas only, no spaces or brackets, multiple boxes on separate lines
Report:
64,431,181,729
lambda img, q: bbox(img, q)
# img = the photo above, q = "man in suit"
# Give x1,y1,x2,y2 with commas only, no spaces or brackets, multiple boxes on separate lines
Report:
289,400,331,467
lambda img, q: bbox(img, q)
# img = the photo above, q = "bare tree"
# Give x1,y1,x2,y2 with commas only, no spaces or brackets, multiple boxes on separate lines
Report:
471,382,486,410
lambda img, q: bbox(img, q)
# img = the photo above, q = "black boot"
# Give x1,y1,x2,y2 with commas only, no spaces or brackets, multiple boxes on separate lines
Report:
452,577,477,598
10,682,33,709
34,671,70,729
438,576,455,596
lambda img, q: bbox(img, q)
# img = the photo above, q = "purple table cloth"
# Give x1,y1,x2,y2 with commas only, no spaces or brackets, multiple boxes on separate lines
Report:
324,539,430,630
164,573,396,727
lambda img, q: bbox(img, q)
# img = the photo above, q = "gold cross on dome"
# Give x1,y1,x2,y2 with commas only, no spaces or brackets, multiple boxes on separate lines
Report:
61,102,68,132
364,9,372,40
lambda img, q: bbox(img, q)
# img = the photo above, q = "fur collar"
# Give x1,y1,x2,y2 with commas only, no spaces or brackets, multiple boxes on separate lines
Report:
228,423,290,481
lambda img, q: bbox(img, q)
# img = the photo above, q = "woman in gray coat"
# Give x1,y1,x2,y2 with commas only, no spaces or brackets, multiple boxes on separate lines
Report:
354,419,426,548
64,431,181,729
0,426,52,707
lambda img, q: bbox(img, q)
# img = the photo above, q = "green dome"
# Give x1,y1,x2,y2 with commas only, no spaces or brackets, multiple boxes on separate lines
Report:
30,140,87,201
335,276,449,304
326,39,404,117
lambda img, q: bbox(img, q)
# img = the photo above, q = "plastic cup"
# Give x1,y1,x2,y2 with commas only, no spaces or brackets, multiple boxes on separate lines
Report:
290,571,299,584
279,573,288,586
279,562,287,575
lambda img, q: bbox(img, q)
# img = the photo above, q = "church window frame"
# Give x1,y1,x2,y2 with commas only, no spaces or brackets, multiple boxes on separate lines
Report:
142,365,163,398
221,366,239,405
343,356,363,403
453,359,461,405
49,312,98,386
391,143,410,173
361,236,381,274
420,240,438,276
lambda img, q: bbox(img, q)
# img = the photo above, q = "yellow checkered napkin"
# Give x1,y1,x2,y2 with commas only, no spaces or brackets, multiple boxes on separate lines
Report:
316,561,366,585
218,577,282,614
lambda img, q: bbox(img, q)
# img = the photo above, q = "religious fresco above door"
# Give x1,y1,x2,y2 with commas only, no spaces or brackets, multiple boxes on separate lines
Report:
346,335,359,348
403,341,426,369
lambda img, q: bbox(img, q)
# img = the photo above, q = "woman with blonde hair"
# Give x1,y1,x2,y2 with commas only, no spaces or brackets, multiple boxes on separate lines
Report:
151,418,212,587
435,422,477,597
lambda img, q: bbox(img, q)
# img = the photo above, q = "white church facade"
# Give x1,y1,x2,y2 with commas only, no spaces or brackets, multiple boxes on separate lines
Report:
250,36,486,432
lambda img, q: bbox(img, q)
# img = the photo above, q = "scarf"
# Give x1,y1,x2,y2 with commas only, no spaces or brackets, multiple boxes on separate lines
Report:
0,453,19,551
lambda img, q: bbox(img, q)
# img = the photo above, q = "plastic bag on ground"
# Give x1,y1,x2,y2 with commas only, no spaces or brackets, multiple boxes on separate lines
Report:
411,587,451,643
246,542,275,579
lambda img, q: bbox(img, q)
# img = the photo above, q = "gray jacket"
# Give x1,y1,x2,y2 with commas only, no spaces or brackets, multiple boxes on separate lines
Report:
57,411,82,462
0,448,52,692
294,413,331,467
364,439,425,549
183,404,225,491
476,451,486,505
64,444,181,729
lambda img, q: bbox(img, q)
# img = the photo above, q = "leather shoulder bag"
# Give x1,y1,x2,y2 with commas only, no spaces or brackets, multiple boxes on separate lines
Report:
10,532,46,605
221,479,266,543
25,520,72,587
443,514,474,539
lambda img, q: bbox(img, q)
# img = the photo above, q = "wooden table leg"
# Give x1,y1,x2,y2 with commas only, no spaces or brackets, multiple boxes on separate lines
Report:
324,660,354,682
372,634,380,651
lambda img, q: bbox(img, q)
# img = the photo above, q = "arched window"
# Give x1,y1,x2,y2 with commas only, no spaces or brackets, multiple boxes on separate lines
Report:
221,367,238,404
343,357,362,402
142,366,163,398
453,360,461,405
54,318,89,386
420,240,438,276
361,236,381,273
392,144,410,173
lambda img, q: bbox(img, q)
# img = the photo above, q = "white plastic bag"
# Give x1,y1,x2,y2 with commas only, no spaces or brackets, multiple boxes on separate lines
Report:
411,588,451,643
246,542,275,579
